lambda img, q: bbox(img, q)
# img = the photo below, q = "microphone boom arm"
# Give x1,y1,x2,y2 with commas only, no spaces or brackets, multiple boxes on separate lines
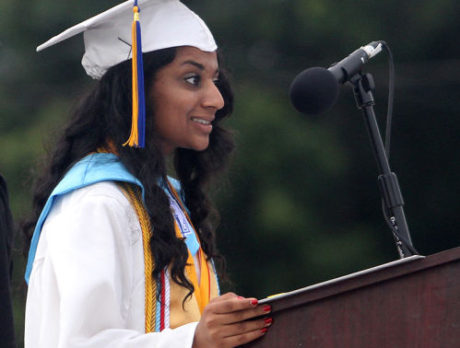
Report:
350,72,417,258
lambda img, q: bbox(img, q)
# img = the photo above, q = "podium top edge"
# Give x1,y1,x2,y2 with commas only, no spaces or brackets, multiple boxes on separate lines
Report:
259,255,425,304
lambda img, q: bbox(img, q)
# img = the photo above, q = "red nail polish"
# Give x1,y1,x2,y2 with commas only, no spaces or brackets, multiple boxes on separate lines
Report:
261,328,268,334
264,317,273,325
263,305,271,312
251,299,258,306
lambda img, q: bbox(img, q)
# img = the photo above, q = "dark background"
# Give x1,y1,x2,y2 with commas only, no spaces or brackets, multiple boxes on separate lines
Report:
1,0,459,345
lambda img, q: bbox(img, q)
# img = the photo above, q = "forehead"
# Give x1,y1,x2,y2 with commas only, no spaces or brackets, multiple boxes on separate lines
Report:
172,46,219,71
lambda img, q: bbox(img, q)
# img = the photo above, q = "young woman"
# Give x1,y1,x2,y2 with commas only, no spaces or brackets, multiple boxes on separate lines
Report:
23,1,272,347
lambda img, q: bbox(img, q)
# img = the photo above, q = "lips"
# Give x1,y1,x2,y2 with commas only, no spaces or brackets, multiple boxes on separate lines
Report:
191,116,213,135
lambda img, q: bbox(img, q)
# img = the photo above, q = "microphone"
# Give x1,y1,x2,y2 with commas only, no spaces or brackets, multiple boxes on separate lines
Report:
289,41,383,115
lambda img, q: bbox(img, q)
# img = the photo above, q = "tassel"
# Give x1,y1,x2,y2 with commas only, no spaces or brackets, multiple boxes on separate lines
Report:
124,1,146,148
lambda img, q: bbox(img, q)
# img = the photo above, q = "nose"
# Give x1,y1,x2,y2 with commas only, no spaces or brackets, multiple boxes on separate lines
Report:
202,80,225,111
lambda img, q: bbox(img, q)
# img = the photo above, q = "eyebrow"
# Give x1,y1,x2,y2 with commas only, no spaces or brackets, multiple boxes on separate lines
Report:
181,60,219,75
181,60,205,70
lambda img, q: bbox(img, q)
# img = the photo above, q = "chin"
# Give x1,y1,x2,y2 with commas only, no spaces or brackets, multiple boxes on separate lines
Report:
189,140,210,152
194,144,210,152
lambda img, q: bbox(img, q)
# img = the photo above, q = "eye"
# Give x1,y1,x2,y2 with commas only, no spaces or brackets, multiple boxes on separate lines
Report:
184,74,201,86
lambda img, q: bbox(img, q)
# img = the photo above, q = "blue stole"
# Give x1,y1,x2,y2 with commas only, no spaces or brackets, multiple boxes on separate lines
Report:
25,153,199,283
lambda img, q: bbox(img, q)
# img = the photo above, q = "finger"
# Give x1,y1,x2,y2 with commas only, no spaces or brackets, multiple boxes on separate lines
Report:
218,303,272,325
211,296,260,314
207,292,238,306
222,317,272,338
216,292,237,300
222,326,268,348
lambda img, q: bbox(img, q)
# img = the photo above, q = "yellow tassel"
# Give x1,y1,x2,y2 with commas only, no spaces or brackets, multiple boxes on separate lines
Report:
123,6,140,147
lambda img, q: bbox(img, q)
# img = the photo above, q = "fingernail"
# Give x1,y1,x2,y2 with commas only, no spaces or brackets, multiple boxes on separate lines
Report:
264,317,273,326
263,305,271,312
251,299,258,306
261,328,268,334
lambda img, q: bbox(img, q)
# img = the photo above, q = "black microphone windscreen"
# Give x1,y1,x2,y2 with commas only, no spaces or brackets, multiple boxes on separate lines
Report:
289,67,339,115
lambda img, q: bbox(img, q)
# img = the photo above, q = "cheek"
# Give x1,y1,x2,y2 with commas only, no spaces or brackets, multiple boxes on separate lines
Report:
152,82,191,115
153,104,174,136
152,94,188,141
150,81,199,138
151,87,173,124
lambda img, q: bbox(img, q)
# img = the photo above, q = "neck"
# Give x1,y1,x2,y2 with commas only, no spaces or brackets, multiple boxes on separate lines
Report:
165,152,177,178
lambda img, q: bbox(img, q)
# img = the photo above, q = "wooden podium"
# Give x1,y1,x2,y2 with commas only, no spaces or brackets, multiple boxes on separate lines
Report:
244,247,460,347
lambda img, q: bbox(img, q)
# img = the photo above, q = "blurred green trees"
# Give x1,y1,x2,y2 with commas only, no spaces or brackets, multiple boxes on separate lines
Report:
1,0,459,345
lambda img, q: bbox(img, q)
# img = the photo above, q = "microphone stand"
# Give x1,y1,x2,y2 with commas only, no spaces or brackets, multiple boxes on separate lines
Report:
349,72,417,258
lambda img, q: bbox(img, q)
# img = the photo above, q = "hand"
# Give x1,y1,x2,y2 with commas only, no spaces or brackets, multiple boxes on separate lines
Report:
192,292,272,348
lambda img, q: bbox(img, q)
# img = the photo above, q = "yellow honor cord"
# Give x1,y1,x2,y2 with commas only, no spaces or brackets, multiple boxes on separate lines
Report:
119,183,156,332
120,180,215,331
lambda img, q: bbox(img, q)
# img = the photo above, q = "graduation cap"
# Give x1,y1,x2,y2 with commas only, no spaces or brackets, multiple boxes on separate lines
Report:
37,0,217,148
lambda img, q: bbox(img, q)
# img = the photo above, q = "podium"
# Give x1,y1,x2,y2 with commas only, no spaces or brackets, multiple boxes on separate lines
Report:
244,247,460,347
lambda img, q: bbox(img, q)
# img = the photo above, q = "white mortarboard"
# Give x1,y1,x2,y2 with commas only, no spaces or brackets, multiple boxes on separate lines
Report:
37,0,217,148
37,0,217,79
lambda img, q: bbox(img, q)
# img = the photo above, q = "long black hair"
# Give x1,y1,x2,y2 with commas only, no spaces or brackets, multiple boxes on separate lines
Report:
23,47,234,298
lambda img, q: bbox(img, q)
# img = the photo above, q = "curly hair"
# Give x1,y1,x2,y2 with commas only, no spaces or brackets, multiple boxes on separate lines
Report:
23,47,234,299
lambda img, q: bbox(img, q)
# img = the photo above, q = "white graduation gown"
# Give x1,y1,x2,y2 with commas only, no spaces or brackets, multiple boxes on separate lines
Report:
25,182,198,347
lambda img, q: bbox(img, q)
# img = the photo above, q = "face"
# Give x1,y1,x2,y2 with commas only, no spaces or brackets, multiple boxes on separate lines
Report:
151,46,225,155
